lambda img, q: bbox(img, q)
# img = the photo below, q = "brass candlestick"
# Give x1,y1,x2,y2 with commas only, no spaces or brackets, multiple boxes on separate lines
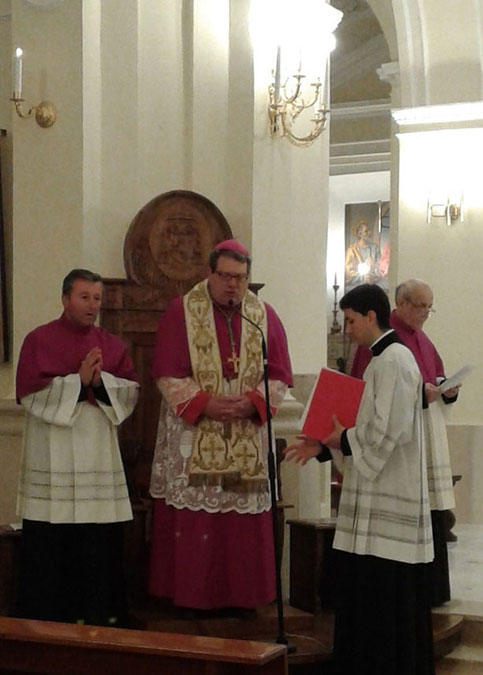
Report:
330,279,342,334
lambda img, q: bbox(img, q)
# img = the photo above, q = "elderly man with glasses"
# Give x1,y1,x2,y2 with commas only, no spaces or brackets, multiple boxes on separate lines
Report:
148,239,292,611
351,278,460,607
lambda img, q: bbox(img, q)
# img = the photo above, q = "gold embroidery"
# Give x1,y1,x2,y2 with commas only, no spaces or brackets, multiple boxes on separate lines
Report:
184,280,267,491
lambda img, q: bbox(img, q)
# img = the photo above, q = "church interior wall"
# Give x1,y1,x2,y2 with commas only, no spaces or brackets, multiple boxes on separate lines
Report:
447,425,483,526
422,1,483,105
0,0,332,525
83,0,188,279
0,0,482,538
397,126,482,426
251,142,329,375
396,123,483,525
0,1,13,398
0,401,22,525
11,0,84,368
366,0,483,528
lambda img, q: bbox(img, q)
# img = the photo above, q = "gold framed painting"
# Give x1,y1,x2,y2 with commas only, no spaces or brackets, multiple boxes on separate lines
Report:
344,201,390,293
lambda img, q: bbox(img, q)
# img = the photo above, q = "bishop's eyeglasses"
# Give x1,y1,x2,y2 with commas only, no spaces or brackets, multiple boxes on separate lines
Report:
214,271,249,283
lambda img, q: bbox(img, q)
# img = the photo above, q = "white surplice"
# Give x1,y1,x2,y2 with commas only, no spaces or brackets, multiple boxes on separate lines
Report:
17,371,139,524
424,397,456,510
334,339,434,565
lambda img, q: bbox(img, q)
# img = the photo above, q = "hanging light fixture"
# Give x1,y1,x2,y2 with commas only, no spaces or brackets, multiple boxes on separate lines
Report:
266,1,343,147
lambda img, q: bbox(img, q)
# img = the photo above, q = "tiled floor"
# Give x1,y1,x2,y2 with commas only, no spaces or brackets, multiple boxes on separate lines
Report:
434,525,483,674
435,524,483,620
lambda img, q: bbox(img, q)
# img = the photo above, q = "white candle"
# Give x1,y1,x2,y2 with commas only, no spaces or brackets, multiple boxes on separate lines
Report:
273,46,281,103
334,273,337,286
13,47,23,96
322,56,330,109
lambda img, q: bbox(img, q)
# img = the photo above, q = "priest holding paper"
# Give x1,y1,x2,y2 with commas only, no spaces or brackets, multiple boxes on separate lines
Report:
285,284,434,675
149,239,292,610
351,278,461,607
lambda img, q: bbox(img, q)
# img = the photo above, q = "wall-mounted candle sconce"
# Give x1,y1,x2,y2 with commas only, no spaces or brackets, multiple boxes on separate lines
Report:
426,195,464,226
10,48,56,128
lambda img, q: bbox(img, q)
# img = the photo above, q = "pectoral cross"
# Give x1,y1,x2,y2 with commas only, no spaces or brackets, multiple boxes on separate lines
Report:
224,314,239,375
227,351,239,374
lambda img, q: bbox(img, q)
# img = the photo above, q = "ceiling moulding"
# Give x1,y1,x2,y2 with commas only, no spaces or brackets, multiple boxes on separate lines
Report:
331,33,389,90
330,139,390,156
331,99,391,119
393,101,483,132
330,139,390,176
329,157,391,176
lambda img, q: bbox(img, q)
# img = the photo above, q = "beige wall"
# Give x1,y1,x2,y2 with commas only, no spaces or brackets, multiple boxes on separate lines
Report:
396,123,483,426
447,425,483,526
7,0,327,371
0,401,23,524
394,118,483,527
12,0,84,361
0,1,14,397
422,1,483,104
392,0,483,108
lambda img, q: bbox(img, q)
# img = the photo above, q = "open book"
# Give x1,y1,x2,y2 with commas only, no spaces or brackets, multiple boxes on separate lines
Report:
301,368,366,441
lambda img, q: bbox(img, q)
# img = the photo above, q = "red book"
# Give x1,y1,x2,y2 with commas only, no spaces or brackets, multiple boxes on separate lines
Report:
301,368,366,441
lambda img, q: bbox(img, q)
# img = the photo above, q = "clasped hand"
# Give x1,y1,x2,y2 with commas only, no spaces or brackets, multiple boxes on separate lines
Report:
79,347,102,387
204,395,256,422
283,414,345,466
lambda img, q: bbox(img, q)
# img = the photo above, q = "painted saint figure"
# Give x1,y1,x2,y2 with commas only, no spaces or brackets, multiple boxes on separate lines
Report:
345,219,382,288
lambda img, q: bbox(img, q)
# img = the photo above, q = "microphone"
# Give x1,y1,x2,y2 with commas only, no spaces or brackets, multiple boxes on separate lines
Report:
228,299,268,368
228,298,288,647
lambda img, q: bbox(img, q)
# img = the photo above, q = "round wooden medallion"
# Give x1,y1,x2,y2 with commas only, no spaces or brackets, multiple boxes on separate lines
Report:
124,190,232,290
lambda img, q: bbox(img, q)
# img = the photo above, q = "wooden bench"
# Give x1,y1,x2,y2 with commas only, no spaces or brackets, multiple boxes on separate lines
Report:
0,616,287,675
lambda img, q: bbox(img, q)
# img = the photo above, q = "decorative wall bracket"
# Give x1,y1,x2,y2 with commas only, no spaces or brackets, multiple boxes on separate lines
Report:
10,96,56,128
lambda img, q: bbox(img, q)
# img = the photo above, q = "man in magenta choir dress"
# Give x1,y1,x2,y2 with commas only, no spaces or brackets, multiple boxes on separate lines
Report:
350,279,460,608
148,239,293,610
15,269,139,625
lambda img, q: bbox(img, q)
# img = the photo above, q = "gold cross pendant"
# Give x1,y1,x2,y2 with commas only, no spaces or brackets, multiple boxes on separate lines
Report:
227,351,239,374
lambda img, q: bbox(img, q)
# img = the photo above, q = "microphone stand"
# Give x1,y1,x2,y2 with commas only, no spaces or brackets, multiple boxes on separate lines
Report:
229,300,291,649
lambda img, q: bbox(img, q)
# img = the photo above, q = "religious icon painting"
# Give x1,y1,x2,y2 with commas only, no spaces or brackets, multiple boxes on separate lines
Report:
344,201,390,293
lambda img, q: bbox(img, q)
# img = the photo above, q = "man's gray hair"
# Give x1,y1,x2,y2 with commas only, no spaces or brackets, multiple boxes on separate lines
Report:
395,279,432,303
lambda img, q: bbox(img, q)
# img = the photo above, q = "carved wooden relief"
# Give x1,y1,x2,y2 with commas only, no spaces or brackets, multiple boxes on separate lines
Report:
124,190,232,301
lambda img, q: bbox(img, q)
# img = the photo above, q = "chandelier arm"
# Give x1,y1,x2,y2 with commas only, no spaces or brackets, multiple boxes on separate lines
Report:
285,128,324,147
281,76,304,104
283,115,328,147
